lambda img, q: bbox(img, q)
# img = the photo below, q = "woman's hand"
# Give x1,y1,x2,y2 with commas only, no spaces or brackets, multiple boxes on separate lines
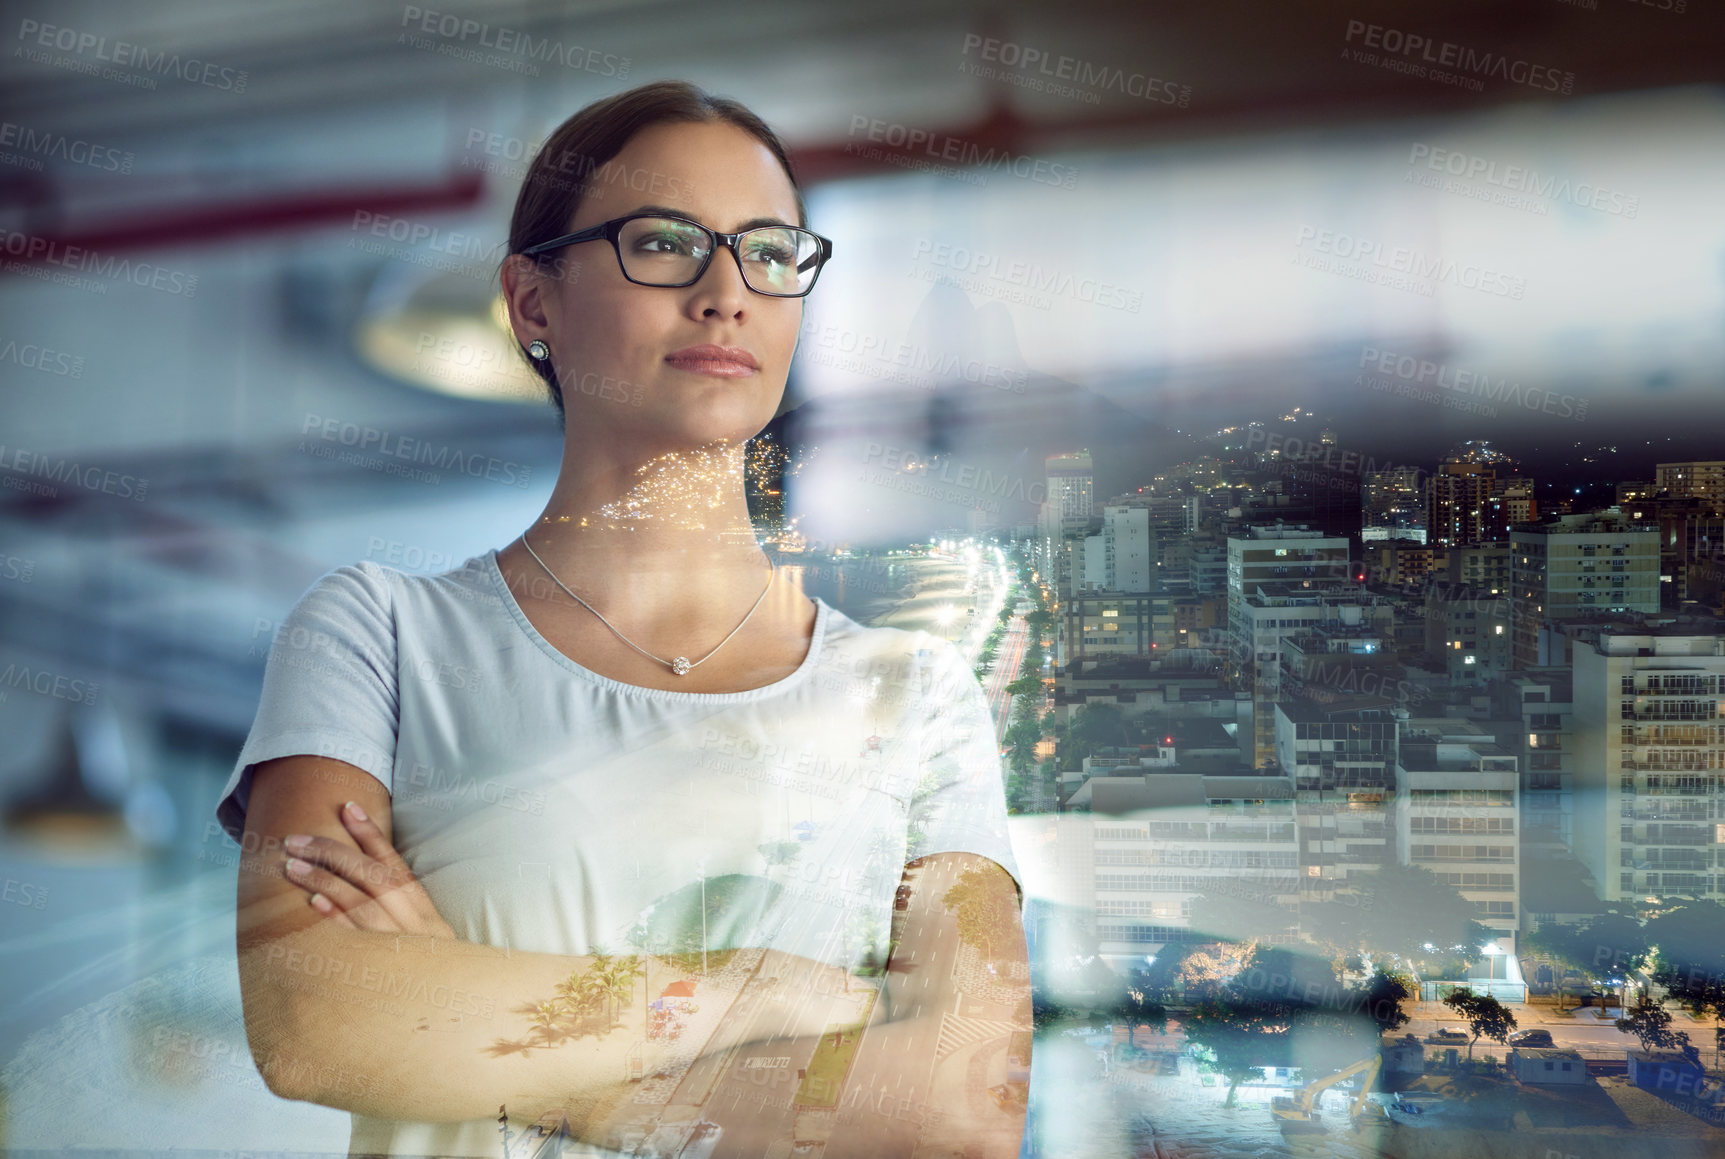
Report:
281,800,458,940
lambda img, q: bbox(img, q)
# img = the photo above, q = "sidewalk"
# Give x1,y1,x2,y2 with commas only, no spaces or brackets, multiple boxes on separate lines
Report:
631,948,767,1105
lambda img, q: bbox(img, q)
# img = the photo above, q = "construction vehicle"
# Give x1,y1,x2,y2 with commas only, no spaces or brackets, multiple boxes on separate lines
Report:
1269,1055,1383,1133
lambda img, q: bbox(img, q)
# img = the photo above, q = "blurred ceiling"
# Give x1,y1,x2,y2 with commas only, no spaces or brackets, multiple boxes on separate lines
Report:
0,0,1721,742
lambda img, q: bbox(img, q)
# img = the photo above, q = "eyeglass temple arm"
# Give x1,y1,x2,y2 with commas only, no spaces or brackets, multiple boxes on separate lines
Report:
796,241,831,274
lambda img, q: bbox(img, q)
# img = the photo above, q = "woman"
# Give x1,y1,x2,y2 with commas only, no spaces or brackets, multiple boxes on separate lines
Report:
217,81,1029,1158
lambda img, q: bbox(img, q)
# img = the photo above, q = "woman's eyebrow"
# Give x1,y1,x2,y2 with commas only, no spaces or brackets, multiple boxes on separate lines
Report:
627,204,795,232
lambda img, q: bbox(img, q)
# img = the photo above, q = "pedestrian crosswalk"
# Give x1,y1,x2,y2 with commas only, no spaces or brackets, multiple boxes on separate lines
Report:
936,1013,1022,1059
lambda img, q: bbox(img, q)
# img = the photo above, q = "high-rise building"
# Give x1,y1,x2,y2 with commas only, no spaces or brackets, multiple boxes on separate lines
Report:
1233,588,1391,768
1362,466,1428,543
1226,525,1351,609
1656,461,1725,507
1424,583,1514,683
1363,540,1445,588
1427,459,1496,547
1510,511,1662,668
1060,754,1301,968
1424,443,1535,547
1103,505,1154,593
1571,627,1725,904
1396,722,1522,936
1619,495,1725,609
1274,697,1399,904
1046,451,1095,524
1225,525,1352,722
1063,591,1170,665
1492,672,1575,852
1446,543,1513,594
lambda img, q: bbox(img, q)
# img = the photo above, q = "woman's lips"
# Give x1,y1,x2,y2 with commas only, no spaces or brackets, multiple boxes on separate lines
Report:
665,344,759,378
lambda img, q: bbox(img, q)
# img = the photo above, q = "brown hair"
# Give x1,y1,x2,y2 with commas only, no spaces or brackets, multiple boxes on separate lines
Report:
501,80,808,428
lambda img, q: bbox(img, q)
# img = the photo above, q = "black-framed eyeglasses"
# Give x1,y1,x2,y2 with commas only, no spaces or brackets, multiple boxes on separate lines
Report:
520,213,834,298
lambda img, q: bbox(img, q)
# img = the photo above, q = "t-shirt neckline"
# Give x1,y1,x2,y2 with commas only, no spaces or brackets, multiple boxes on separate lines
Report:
481,546,830,702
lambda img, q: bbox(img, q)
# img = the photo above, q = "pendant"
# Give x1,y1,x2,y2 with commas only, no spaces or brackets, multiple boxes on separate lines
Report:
671,657,692,676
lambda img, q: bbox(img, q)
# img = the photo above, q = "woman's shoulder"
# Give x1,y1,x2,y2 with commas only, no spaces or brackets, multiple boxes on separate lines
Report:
343,551,499,604
283,551,500,635
813,603,969,680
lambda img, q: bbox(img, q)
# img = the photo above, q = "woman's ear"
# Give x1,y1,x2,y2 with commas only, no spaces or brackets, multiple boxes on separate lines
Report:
501,254,555,340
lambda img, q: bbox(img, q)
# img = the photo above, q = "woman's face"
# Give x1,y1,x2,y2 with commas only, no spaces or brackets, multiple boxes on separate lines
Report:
513,119,806,454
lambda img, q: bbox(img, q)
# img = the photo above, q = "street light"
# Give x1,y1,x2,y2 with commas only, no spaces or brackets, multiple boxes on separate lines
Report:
696,858,708,977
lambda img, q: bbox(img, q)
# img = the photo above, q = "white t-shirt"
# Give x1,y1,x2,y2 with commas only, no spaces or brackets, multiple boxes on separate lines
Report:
214,548,1019,1156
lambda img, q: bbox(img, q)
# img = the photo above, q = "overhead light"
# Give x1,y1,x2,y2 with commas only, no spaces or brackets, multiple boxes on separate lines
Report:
353,264,546,404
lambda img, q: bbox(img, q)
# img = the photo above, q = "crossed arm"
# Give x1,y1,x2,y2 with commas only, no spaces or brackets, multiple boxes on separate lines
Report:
235,753,1030,1153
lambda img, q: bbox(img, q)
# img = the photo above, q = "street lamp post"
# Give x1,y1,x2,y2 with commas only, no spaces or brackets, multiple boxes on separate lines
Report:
698,859,708,977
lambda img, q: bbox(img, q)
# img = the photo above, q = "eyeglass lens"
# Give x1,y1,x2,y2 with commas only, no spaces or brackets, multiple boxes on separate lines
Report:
617,217,821,295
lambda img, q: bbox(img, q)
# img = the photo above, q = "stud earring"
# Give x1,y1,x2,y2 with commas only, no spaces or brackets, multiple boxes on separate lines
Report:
527,339,550,360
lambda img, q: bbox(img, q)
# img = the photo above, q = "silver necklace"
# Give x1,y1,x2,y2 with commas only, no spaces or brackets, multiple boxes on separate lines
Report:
520,533,776,677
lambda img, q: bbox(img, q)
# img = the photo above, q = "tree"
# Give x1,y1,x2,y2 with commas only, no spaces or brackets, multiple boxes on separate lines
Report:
941,864,1019,967
1231,946,1381,1076
1183,997,1281,1108
1441,988,1517,1060
1357,969,1413,1035
1523,920,1592,1008
1135,943,1200,1006
1088,963,1169,1048
1180,945,1383,1107
591,952,645,1028
1647,899,1725,1020
1304,863,1493,970
1616,994,1701,1064
1117,983,1167,1048
1004,699,1043,776
1185,887,1299,944
1522,911,1651,1008
1058,702,1128,766
1176,940,1256,1002
628,874,782,968
1577,911,1653,1006
757,840,802,869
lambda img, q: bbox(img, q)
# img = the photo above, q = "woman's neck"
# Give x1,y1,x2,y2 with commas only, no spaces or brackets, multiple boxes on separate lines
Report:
505,445,783,628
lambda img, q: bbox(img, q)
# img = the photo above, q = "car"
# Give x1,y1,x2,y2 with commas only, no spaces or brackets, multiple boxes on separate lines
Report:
1426,1027,1471,1044
894,884,913,910
1508,1029,1555,1048
1393,1091,1446,1115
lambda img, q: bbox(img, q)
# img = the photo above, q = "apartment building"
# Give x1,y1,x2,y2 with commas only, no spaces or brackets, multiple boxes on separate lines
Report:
1424,583,1514,684
1511,511,1661,668
1063,759,1300,969
1656,461,1725,508
1273,696,1400,904
1396,723,1522,937
1492,671,1576,852
1571,627,1725,904
1234,586,1391,768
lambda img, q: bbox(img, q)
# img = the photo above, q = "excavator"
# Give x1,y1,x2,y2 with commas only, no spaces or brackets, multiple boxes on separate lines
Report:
1269,1054,1385,1133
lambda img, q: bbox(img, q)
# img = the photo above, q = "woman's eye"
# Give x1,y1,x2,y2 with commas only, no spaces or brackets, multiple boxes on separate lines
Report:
744,240,795,266
637,231,701,257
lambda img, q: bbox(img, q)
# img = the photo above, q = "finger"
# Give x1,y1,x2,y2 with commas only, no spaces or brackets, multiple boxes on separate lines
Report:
291,831,430,933
285,835,395,898
284,856,400,930
339,800,405,869
308,891,359,931
306,814,457,940
336,806,443,929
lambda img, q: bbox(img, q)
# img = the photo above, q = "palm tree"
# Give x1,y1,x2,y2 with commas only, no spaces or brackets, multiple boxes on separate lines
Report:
530,1000,567,1049
607,955,646,1027
586,953,628,1027
587,951,615,1020
552,969,604,1036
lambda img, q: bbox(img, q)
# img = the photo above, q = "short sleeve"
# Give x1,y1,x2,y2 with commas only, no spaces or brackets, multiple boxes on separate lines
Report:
905,636,1022,894
212,561,400,846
